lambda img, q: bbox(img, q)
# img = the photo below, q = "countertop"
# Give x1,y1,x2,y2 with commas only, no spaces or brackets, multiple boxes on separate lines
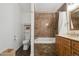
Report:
57,34,79,41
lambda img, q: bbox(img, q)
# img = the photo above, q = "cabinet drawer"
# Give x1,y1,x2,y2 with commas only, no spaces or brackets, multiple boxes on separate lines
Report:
72,49,79,56
72,41,79,51
62,38,71,46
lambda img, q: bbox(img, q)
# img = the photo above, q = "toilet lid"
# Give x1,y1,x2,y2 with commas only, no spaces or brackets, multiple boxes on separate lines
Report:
23,40,30,44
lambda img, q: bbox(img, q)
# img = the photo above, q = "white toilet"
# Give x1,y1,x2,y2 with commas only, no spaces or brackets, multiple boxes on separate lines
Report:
23,25,31,50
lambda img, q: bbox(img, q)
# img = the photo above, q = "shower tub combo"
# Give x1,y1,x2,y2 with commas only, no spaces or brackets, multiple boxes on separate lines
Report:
34,37,56,56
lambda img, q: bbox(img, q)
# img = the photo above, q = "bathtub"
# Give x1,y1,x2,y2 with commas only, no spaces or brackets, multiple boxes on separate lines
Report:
34,37,55,44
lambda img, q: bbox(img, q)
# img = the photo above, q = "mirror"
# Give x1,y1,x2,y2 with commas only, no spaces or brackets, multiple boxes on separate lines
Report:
70,9,79,30
68,4,79,30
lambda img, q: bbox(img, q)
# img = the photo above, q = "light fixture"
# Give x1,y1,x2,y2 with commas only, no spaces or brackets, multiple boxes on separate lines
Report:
45,23,49,26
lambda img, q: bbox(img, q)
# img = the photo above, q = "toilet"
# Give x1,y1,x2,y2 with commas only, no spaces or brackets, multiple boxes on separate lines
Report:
23,25,31,50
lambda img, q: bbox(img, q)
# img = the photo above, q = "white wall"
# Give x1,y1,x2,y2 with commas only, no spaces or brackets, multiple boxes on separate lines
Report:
20,4,31,42
0,3,23,53
12,4,24,50
21,3,31,25
22,12,31,25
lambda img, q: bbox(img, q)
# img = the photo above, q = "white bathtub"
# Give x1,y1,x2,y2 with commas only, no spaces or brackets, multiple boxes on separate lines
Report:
35,37,55,44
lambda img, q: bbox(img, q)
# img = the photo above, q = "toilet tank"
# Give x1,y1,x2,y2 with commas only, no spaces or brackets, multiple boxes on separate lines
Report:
25,30,31,40
24,25,31,40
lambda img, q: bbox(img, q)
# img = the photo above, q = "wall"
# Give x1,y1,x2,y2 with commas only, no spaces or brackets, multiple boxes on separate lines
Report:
35,13,58,37
0,3,23,53
22,13,31,25
21,4,31,41
12,4,24,50
21,3,31,25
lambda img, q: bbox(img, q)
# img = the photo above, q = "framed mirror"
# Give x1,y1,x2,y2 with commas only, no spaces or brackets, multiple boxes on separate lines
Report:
68,4,79,30
70,8,79,30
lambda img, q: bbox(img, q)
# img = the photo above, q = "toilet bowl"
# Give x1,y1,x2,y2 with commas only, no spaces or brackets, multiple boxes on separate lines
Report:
23,40,30,50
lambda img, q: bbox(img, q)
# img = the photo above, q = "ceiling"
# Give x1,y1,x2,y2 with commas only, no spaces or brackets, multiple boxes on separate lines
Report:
19,3,63,13
19,3,31,12
35,3,63,13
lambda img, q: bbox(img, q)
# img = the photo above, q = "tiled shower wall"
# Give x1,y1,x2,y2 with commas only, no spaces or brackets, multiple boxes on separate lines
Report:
34,13,58,37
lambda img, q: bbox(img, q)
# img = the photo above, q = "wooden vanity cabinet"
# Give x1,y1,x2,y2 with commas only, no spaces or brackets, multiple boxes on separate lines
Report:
56,36,71,56
56,36,79,56
62,37,71,56
72,41,79,56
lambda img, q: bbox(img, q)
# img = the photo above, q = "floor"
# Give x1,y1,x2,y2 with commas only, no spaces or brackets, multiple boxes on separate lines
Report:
16,45,30,56
16,44,56,56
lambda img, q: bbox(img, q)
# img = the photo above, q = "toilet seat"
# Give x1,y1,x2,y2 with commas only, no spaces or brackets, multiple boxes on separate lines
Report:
23,40,29,44
23,40,30,50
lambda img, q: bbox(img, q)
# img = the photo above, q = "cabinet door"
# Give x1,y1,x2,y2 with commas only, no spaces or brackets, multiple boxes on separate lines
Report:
63,45,71,56
56,36,63,56
72,41,79,56
62,38,71,56
72,49,79,56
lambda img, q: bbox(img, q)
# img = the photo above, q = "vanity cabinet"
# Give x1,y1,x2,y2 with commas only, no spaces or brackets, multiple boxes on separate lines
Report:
56,36,79,56
56,36,71,56
62,37,71,56
72,41,79,56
